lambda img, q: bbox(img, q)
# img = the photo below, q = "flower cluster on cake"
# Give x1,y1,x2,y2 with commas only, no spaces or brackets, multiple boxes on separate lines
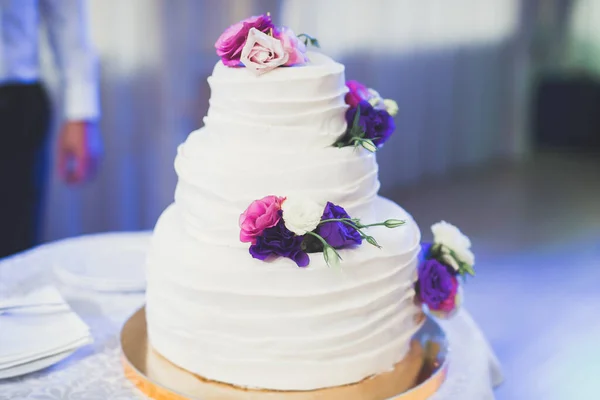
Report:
215,13,313,74
144,13,477,394
215,13,399,153
240,195,405,268
415,221,475,318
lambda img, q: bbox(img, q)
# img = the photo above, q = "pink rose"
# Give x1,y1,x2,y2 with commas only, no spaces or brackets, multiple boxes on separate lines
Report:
215,14,274,67
345,80,370,107
274,27,307,66
240,28,289,75
239,196,285,244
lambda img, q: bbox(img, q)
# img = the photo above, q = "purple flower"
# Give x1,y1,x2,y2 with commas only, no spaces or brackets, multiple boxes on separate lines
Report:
249,215,309,267
345,100,395,147
415,259,459,312
215,15,274,67
316,202,362,249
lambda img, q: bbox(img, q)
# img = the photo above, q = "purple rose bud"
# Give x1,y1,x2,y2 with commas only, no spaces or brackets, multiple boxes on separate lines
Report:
316,202,362,249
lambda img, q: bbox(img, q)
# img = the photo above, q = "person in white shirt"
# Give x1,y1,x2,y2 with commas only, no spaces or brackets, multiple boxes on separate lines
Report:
0,0,101,258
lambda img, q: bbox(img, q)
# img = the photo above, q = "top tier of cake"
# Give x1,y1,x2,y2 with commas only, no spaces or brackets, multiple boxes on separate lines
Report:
174,52,381,246
206,51,347,149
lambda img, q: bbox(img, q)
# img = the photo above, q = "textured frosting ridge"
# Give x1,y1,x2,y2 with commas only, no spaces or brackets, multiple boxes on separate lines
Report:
146,52,423,391
207,52,347,148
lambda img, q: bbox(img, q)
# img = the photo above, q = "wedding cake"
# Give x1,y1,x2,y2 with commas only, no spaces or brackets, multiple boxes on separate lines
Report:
146,14,475,393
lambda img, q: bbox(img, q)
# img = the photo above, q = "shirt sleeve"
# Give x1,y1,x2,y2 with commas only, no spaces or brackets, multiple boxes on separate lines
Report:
39,0,100,121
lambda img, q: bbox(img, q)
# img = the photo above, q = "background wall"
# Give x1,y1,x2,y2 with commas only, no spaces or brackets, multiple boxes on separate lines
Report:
285,0,533,188
40,0,538,241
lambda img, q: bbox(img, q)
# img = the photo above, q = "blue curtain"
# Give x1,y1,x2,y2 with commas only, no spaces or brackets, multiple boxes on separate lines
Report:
40,0,536,241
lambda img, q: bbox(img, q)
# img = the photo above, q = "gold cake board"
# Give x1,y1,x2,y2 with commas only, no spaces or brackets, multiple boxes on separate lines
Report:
121,307,448,400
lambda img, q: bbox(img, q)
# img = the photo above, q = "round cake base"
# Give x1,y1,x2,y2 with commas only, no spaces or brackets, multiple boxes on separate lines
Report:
121,307,447,400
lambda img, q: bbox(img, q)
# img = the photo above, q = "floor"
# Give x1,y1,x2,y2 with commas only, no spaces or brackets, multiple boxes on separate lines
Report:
387,151,600,400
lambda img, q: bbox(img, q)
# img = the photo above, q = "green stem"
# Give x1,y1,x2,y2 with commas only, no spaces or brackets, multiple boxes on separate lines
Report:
305,231,342,258
350,137,369,144
361,220,405,228
330,221,378,247
359,222,388,228
318,218,377,241
319,218,359,224
305,230,329,247
315,219,388,249
335,219,365,232
305,231,343,266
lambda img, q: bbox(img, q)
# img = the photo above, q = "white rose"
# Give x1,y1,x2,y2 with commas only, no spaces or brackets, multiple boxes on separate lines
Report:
281,197,325,235
240,28,289,75
431,221,475,266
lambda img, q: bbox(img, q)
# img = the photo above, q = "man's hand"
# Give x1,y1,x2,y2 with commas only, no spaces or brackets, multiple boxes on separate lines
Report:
57,121,102,184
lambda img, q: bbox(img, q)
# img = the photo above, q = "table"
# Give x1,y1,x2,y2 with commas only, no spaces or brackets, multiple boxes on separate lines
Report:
0,233,503,400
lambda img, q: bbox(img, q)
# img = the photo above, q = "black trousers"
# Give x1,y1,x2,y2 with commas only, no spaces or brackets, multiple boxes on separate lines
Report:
0,83,51,259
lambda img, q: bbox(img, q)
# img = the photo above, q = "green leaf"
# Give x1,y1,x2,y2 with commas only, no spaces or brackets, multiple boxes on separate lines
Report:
447,248,475,277
460,262,476,277
428,243,442,260
349,115,366,138
352,103,361,126
297,34,309,46
333,103,370,149
348,128,362,139
297,33,321,48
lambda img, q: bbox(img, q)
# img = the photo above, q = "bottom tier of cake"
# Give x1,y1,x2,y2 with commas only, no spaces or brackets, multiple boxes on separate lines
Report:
146,196,423,391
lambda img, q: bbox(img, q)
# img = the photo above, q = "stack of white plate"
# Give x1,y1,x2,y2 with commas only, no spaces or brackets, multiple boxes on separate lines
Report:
52,234,149,293
0,286,93,379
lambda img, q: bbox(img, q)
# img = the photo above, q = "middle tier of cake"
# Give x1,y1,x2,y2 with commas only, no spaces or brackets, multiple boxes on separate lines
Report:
174,128,381,246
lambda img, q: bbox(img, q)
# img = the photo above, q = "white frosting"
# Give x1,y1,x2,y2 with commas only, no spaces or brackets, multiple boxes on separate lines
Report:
146,52,423,391
174,132,379,246
206,52,348,149
147,198,422,390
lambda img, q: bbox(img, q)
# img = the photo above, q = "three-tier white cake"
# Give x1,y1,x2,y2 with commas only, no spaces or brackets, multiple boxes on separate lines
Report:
146,49,424,391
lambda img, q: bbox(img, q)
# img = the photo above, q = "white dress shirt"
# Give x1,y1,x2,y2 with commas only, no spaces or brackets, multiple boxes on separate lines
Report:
0,0,99,120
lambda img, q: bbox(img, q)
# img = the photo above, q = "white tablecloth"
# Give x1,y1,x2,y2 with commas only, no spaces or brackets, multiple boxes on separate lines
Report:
0,233,502,400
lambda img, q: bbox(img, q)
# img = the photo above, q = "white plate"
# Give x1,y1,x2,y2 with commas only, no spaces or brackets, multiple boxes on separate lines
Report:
52,234,149,292
0,349,76,380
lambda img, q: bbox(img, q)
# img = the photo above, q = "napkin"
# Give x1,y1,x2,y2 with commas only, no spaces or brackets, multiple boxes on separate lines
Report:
0,286,93,370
